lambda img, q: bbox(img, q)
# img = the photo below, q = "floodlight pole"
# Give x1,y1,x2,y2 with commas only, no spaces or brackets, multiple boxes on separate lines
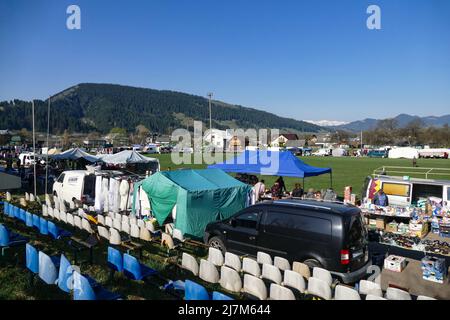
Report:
45,97,51,196
32,100,37,197
207,92,213,131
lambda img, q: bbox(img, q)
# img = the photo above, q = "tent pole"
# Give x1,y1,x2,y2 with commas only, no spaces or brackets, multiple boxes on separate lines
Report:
303,177,305,193
330,172,333,189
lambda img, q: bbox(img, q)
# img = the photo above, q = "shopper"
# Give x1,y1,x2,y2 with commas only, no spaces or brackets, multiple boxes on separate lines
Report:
373,189,389,206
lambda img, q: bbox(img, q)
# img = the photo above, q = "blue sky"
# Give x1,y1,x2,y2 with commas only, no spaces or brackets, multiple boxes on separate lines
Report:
0,0,449,122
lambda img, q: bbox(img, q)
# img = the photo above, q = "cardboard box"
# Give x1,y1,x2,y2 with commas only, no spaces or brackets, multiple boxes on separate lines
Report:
386,222,398,233
369,219,377,229
376,219,386,230
409,222,429,238
384,255,407,272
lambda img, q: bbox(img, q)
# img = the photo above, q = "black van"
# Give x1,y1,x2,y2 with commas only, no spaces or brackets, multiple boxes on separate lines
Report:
204,199,370,284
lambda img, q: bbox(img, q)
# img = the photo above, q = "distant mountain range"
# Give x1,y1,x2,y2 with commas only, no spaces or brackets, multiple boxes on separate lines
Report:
332,114,450,132
0,83,324,135
304,120,349,127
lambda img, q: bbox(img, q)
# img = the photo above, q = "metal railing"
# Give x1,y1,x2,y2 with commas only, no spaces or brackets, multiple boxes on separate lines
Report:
373,166,450,180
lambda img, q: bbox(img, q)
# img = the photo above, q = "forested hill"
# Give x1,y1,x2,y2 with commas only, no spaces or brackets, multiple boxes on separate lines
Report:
0,83,324,134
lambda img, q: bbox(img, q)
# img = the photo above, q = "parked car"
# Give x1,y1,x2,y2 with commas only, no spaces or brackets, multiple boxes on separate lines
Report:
204,199,370,284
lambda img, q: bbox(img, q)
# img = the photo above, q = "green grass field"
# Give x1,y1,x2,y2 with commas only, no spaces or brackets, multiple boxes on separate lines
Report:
150,154,450,198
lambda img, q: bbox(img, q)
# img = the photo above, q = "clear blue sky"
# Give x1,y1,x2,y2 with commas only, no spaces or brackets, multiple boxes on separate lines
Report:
1,0,449,122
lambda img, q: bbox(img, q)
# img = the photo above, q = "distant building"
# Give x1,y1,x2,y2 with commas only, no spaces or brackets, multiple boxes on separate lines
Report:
83,139,107,148
271,133,299,147
203,129,233,151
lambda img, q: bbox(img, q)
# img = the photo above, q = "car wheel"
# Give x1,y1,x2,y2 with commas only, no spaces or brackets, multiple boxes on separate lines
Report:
208,236,226,253
303,259,322,269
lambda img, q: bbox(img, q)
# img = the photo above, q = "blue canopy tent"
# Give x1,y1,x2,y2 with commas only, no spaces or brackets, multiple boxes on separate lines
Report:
208,150,333,187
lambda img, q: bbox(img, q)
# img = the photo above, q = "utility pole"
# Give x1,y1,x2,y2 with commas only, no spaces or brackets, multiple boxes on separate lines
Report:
32,100,37,197
45,97,51,196
207,92,213,131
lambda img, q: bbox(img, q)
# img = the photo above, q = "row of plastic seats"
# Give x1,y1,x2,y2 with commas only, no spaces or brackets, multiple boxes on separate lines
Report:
185,280,234,300
107,246,158,281
3,203,72,241
358,280,436,300
0,223,28,255
182,251,306,300
26,243,120,300
98,224,152,245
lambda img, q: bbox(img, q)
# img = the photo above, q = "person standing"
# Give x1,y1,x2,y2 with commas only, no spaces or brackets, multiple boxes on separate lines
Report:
253,179,266,202
276,177,287,194
291,183,304,198
373,189,389,206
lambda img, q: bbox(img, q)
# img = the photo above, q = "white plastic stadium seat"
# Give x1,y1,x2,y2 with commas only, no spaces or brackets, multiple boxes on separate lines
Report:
121,215,129,224
137,219,145,228
274,256,291,271
359,280,383,297
173,228,185,242
293,261,311,280
334,285,361,300
417,295,437,300
243,274,267,300
139,227,151,242
385,287,412,300
261,264,282,285
208,247,224,267
42,204,48,217
109,228,122,245
74,216,82,229
47,206,54,218
97,226,110,241
66,213,75,227
59,211,67,224
199,259,220,284
121,221,130,235
257,251,272,265
307,277,332,300
282,270,306,294
219,266,242,293
105,216,113,228
129,217,137,225
269,283,295,300
113,218,122,231
312,267,333,287
82,219,94,234
146,221,157,233
53,209,60,221
130,224,140,239
224,252,241,272
366,294,387,300
181,253,199,276
97,215,105,226
242,258,261,277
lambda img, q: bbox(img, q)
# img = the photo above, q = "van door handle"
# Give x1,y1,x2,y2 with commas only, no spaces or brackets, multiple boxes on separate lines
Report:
249,236,256,240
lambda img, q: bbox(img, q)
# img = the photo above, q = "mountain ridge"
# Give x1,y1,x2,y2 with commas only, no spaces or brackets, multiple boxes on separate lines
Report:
0,83,325,135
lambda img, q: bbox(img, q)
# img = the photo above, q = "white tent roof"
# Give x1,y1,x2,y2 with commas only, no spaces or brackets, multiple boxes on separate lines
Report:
99,150,158,165
51,148,100,163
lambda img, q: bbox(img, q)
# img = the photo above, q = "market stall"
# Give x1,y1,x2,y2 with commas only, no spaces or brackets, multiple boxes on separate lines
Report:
135,169,251,239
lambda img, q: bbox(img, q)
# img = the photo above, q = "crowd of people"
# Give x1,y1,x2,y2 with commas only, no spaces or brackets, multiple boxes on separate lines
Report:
250,176,338,204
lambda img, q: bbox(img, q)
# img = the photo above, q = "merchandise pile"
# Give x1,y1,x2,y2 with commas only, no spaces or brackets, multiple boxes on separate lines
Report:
380,232,450,256
421,256,448,284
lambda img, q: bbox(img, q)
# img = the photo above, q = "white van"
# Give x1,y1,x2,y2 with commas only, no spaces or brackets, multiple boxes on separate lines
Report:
53,170,97,205
363,175,450,207
19,152,44,167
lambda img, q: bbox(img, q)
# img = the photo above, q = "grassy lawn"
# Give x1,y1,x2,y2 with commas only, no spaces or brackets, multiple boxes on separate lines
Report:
150,154,450,198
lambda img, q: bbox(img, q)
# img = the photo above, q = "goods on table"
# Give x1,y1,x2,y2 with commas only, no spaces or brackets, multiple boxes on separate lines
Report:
421,256,447,284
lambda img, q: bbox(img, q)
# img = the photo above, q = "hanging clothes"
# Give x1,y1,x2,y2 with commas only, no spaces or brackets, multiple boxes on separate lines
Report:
102,177,109,213
139,185,151,217
109,178,120,213
94,175,103,212
119,179,130,211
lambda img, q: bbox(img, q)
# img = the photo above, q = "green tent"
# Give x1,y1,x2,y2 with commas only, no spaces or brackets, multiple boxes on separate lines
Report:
141,169,251,239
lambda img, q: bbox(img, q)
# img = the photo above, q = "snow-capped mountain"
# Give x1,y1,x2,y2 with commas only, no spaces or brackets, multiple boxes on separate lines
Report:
304,120,349,127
